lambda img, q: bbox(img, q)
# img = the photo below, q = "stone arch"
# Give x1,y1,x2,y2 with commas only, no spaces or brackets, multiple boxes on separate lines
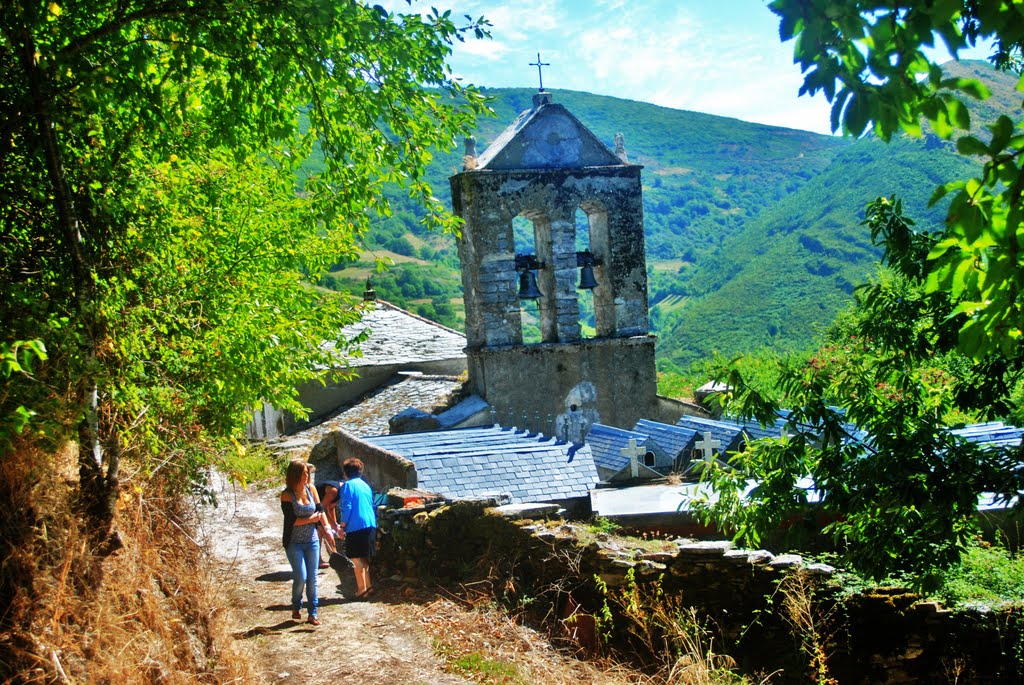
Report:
514,208,557,343
576,199,615,337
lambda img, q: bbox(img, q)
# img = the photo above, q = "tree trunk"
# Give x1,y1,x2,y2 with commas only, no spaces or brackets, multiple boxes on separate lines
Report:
15,11,119,541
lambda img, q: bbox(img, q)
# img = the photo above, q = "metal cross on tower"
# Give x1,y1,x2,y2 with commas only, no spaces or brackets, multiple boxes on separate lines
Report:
530,52,550,92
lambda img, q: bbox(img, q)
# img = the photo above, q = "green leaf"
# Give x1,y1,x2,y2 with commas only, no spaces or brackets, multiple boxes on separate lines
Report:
945,98,970,130
843,91,871,137
940,77,991,100
989,115,1014,153
955,136,988,157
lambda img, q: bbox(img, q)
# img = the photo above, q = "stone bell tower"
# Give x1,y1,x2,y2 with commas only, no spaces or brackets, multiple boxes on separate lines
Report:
449,91,657,442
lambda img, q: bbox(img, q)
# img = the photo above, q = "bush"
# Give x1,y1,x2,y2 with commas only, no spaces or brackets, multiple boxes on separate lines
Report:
936,542,1024,610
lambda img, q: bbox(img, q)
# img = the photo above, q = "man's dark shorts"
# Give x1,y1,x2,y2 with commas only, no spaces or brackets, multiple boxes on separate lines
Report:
345,527,376,559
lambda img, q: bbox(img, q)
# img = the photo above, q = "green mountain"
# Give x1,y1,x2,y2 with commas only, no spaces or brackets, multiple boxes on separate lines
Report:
316,60,1016,372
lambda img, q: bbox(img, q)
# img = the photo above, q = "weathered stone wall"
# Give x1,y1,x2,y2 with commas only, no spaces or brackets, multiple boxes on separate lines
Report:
308,429,416,493
467,335,658,437
451,166,648,349
653,394,710,423
377,500,1024,684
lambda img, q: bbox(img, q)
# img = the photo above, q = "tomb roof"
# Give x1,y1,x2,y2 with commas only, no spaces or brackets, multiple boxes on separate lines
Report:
675,416,745,454
363,425,598,504
586,423,662,474
632,419,699,460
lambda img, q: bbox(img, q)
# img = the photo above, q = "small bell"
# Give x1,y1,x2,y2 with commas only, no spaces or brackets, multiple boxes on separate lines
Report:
518,270,542,299
578,264,599,290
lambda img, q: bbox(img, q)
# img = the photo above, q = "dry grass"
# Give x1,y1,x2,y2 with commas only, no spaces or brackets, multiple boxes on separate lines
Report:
1,440,253,684
405,587,637,685
608,573,775,685
399,575,777,685
778,572,839,685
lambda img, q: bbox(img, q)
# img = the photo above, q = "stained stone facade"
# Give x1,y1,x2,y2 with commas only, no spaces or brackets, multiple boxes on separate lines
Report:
450,92,658,440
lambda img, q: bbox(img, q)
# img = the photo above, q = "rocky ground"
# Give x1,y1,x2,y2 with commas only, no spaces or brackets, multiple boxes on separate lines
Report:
204,473,473,684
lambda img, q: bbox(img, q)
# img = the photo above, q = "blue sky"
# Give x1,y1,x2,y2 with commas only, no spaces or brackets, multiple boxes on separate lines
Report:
381,0,993,136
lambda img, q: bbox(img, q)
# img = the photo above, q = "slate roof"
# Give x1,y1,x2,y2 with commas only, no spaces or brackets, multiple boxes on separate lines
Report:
951,421,1024,447
277,374,466,461
363,425,599,504
324,301,466,368
730,415,789,441
675,416,744,454
586,423,661,475
632,419,698,463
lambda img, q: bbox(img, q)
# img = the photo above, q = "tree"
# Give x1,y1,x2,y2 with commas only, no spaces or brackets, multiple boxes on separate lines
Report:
0,1,489,543
693,2,1024,582
773,0,1024,356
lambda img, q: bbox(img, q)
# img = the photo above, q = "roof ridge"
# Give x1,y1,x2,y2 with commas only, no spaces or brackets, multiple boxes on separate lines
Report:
373,299,467,338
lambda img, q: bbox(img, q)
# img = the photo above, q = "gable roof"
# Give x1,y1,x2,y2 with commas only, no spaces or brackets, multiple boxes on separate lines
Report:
675,416,745,454
632,419,699,461
586,423,665,477
951,421,1024,447
324,301,466,368
475,96,625,171
363,425,598,504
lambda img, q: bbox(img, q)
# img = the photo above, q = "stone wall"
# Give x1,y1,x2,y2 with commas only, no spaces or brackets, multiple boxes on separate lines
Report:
308,428,416,492
377,500,1024,684
469,335,658,439
247,357,467,440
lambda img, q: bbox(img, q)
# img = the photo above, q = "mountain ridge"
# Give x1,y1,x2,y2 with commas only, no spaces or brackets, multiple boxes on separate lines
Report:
316,60,1016,372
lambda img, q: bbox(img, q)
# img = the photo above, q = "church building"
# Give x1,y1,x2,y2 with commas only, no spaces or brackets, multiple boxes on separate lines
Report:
449,89,662,442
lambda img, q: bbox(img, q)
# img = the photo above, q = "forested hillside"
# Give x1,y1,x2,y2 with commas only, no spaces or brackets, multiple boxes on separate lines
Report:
318,61,1016,371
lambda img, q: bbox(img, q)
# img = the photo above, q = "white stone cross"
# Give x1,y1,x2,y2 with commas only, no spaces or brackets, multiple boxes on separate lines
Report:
621,438,646,478
695,432,720,462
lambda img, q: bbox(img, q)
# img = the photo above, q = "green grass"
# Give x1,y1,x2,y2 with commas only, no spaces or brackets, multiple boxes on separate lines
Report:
935,542,1024,610
215,440,286,488
432,643,525,685
587,516,622,535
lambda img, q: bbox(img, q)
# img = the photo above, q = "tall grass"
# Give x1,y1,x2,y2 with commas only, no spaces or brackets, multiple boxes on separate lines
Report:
936,541,1024,610
0,438,252,683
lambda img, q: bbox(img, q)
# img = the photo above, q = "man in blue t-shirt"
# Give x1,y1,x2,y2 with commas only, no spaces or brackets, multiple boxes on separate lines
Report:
338,457,377,599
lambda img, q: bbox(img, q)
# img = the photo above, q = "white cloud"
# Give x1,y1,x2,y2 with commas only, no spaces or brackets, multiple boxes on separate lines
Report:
388,0,839,134
458,38,511,60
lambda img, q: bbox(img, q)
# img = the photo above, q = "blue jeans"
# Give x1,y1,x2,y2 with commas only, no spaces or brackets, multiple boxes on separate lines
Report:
285,538,319,616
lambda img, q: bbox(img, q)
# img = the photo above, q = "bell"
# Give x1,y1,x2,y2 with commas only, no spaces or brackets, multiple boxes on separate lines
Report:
518,269,542,299
578,264,599,290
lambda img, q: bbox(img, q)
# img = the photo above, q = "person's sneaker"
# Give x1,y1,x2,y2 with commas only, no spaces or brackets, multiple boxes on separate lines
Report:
291,609,301,620
307,615,321,626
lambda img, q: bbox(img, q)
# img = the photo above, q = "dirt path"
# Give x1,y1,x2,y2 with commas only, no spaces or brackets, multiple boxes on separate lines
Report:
203,473,472,684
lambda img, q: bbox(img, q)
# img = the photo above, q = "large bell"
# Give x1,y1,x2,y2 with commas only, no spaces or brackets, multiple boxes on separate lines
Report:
518,269,542,299
578,264,599,290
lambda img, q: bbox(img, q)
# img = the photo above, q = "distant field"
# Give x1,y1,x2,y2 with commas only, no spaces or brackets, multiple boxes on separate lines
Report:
331,249,430,280
357,249,428,265
651,166,693,176
651,294,689,314
650,259,690,272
